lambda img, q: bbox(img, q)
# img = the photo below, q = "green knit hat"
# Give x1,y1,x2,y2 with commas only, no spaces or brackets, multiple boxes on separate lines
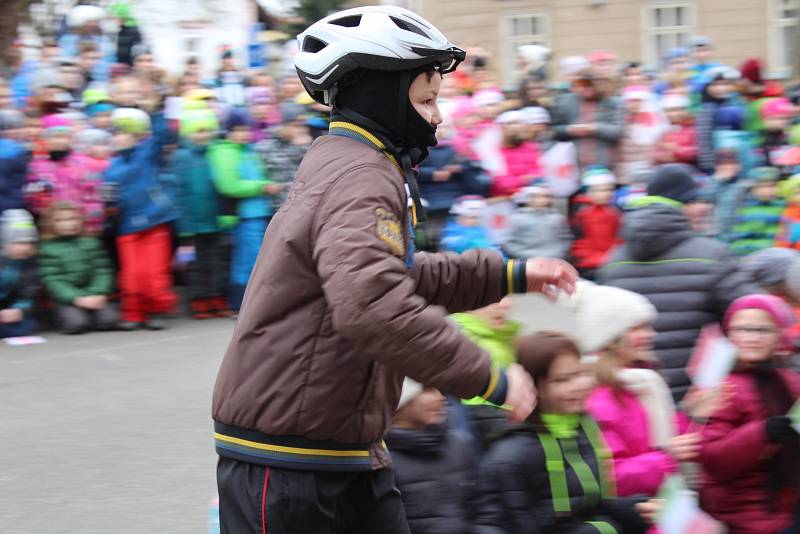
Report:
111,108,151,135
110,2,137,27
180,109,220,137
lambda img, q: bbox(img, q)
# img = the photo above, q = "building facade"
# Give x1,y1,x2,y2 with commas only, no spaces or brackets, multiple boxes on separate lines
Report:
403,0,798,86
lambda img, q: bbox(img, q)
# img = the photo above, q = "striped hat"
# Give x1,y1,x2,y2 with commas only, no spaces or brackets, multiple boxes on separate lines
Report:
582,168,616,188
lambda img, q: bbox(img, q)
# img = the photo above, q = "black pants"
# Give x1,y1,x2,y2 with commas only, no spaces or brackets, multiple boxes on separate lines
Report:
183,233,226,301
217,457,410,534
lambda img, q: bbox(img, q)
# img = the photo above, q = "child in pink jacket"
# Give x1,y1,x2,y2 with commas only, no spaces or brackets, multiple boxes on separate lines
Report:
578,283,699,497
490,110,542,197
26,116,105,234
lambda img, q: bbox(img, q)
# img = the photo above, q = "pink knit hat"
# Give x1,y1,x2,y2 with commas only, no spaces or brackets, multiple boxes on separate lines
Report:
41,114,72,131
723,294,796,351
761,97,794,119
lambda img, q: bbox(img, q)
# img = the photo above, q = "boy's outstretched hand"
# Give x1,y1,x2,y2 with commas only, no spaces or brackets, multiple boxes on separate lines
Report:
525,259,579,301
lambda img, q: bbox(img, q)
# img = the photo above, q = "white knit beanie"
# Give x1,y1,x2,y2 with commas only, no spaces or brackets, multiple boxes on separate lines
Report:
572,283,657,354
397,378,423,411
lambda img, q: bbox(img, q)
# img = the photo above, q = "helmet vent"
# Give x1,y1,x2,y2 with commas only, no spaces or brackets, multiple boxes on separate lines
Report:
302,36,328,53
329,15,362,27
389,16,429,39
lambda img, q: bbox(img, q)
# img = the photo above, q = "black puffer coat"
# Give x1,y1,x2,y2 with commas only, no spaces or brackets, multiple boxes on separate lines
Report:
599,202,755,401
385,425,478,534
473,419,649,534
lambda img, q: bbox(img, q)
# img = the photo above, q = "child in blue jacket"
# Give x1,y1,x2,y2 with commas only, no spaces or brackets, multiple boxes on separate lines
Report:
105,108,178,330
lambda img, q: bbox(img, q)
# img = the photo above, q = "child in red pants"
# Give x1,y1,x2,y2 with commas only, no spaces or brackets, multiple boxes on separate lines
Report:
105,108,178,330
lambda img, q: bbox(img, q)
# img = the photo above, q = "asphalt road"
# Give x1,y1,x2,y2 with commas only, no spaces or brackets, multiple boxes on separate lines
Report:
0,294,569,534
0,318,235,534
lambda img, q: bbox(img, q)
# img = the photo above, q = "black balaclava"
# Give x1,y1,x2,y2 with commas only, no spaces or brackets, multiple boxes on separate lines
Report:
333,65,438,162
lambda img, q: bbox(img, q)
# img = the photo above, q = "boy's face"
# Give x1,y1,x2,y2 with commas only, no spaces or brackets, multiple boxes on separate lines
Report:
665,107,687,124
693,45,714,64
42,45,61,63
668,56,690,73
59,65,83,90
622,67,645,87
587,184,615,205
111,78,143,107
525,123,548,139
409,71,443,128
89,144,111,160
190,129,215,146
53,210,82,237
715,161,740,180
708,80,733,99
227,126,252,145
753,181,778,201
458,214,482,227
78,50,100,73
529,191,553,209
397,387,447,428
134,54,156,74
47,131,72,152
91,111,113,130
4,242,35,260
112,131,138,151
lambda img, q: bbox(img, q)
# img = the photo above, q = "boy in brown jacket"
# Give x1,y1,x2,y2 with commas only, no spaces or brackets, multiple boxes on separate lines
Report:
212,6,577,533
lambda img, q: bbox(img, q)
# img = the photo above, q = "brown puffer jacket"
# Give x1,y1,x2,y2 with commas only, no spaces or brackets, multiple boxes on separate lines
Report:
212,131,515,472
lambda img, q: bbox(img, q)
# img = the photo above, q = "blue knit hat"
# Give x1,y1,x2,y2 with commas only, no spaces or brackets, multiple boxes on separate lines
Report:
224,108,253,133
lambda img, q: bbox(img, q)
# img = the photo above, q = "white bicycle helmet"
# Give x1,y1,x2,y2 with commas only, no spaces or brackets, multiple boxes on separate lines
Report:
294,5,466,105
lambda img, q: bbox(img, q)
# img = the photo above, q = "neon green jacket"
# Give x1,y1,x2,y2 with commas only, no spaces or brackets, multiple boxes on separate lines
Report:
451,312,520,406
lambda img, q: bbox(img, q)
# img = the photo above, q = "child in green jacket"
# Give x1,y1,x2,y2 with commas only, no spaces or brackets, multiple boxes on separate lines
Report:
451,296,521,451
39,202,117,334
208,109,281,311
728,167,786,256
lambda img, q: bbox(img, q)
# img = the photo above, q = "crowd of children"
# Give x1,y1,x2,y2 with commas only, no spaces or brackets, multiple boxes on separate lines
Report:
0,5,798,533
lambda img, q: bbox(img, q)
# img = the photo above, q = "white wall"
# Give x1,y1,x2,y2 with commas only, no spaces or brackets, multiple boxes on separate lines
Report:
134,0,257,76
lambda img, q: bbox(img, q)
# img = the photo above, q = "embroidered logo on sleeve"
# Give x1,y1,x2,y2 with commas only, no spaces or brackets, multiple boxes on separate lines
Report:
375,207,405,257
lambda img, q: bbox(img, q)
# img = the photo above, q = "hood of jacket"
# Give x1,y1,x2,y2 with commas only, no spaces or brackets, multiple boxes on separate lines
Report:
623,199,692,260
385,425,447,455
449,312,521,346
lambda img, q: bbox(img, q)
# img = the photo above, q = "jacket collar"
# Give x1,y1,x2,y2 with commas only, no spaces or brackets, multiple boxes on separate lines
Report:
328,121,401,173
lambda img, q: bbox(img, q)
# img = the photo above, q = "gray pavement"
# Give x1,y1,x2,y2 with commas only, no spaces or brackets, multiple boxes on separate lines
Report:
0,318,235,534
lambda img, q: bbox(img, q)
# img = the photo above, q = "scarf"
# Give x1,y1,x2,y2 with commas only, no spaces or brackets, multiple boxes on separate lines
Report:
618,367,677,448
541,413,581,439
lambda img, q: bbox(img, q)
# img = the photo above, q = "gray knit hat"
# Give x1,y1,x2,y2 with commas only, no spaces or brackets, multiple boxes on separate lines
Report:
1,209,37,245
786,256,800,301
743,247,799,289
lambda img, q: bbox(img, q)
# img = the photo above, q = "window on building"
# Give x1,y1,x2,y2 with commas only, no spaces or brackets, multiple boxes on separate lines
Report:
642,3,693,67
502,13,548,85
770,0,800,77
